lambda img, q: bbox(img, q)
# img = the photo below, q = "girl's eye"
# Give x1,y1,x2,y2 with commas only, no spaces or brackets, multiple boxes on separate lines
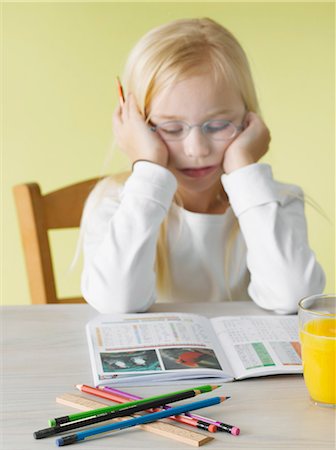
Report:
159,122,184,135
205,120,230,133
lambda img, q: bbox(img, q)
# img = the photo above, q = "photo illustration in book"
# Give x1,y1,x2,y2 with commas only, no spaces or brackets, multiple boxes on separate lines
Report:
159,347,222,370
100,349,162,373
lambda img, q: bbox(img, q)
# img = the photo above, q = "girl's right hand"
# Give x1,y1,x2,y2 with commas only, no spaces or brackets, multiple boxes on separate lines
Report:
113,93,169,167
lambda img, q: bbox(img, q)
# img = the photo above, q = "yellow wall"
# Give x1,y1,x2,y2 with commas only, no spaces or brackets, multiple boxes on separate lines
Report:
2,2,335,305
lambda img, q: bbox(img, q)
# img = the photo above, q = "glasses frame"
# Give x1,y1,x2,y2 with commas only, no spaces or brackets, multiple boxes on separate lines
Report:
149,119,244,142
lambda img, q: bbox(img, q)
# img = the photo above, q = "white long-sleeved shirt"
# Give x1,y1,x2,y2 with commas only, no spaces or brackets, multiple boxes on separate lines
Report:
81,161,325,314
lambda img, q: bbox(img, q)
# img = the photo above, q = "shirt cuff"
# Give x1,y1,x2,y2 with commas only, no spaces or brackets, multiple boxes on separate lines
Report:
221,163,281,217
122,161,178,211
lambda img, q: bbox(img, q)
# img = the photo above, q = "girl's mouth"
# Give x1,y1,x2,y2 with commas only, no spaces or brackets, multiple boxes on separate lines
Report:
179,165,219,178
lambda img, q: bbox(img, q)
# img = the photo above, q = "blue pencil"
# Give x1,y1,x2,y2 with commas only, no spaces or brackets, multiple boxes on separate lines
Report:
56,396,225,446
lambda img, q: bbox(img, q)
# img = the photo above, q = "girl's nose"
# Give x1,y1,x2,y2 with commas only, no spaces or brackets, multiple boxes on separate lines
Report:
182,128,211,158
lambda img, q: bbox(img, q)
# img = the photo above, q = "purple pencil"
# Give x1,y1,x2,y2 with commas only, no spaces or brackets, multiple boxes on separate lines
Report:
98,385,239,435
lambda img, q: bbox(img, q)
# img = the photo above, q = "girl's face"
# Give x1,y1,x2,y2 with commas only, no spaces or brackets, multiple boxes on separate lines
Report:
149,74,246,197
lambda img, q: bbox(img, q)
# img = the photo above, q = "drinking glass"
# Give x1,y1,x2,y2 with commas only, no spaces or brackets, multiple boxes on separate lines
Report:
298,294,336,407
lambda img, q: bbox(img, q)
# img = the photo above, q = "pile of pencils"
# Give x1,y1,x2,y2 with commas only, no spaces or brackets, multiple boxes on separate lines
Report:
33,384,240,446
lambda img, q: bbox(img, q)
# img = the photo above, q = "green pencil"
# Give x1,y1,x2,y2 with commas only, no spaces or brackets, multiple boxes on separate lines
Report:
49,384,219,426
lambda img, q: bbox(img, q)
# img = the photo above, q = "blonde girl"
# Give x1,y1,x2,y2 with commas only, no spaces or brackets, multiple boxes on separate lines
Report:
81,18,325,313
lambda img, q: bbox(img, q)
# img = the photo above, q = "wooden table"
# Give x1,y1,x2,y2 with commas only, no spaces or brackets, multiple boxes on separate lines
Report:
1,302,335,449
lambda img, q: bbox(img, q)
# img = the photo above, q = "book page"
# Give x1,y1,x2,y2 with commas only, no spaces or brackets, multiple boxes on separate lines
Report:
210,316,302,379
86,313,234,385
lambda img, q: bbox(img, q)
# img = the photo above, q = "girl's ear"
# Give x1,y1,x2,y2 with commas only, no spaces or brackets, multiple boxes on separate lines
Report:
242,110,251,129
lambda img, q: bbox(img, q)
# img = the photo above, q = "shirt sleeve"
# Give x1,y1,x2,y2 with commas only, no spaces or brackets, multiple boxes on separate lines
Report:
222,163,326,314
81,161,177,313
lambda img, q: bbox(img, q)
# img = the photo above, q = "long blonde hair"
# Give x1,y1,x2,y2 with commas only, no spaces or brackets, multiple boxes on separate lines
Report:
120,18,260,295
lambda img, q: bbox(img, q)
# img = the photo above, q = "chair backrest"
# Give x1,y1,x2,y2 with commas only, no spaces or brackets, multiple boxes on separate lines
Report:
13,177,100,304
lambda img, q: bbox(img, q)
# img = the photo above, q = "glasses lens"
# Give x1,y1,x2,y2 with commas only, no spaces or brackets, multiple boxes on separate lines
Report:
156,121,187,141
203,120,237,140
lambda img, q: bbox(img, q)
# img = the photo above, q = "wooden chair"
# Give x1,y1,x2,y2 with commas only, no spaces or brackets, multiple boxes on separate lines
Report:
13,178,100,304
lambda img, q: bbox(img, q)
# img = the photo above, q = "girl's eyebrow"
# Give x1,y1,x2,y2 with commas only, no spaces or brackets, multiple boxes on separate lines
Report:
150,114,181,121
151,109,235,121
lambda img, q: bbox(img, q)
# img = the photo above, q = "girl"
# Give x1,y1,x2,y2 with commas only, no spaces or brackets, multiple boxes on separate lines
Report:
81,18,325,314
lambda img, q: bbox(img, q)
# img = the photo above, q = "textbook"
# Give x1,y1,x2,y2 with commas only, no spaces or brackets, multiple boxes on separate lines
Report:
86,312,302,387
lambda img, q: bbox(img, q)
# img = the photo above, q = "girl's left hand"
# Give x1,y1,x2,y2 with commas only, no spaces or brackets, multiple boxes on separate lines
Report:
223,112,271,174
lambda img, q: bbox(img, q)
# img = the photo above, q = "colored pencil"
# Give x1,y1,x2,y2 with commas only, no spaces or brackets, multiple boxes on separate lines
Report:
56,396,226,446
49,384,218,426
80,383,218,399
212,421,240,435
169,416,217,432
79,383,217,404
100,385,238,435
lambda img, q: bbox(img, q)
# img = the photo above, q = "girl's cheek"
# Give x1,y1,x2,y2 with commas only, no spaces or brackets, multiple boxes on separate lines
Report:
166,146,183,163
220,140,234,152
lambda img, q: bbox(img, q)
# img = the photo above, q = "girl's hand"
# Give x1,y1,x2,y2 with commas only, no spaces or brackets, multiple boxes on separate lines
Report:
223,112,271,174
113,93,169,167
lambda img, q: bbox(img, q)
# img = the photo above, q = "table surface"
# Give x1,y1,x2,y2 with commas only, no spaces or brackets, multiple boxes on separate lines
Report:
1,301,335,450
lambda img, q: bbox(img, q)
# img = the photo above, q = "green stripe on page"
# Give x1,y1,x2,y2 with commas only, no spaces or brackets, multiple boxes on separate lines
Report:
252,342,275,367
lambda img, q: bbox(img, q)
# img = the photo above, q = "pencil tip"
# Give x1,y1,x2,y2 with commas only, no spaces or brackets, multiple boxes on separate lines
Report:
75,384,82,390
220,396,230,402
211,385,221,390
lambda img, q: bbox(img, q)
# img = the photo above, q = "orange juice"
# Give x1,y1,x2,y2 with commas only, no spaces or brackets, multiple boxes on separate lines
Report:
300,318,336,405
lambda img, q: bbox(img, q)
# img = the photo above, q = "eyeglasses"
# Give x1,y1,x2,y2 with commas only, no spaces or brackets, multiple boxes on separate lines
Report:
149,119,243,142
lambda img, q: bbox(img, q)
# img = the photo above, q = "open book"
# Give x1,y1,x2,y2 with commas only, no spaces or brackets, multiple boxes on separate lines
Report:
86,312,302,386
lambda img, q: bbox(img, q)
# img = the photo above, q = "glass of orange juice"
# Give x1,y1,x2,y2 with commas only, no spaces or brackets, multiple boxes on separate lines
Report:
299,294,336,407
